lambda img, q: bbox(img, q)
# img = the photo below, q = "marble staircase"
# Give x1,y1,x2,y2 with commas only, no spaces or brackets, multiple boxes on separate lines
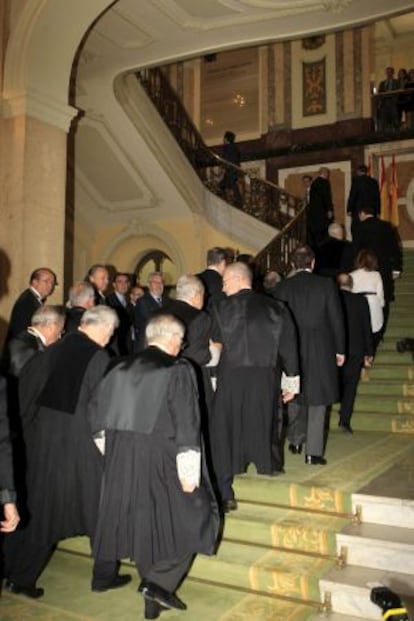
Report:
312,250,414,621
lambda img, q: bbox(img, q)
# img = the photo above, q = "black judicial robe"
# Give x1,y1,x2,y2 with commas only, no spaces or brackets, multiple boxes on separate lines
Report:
210,289,299,477
91,347,219,567
18,332,109,546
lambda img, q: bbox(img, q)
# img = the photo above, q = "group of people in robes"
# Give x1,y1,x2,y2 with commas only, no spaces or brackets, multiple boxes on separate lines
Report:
0,226,400,618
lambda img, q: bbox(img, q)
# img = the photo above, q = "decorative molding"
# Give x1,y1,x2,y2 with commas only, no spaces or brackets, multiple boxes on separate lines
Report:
1,87,78,132
302,58,326,116
155,0,354,30
302,35,325,50
101,220,187,276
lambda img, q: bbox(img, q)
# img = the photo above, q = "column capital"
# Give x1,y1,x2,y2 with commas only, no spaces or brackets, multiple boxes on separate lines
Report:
1,87,78,133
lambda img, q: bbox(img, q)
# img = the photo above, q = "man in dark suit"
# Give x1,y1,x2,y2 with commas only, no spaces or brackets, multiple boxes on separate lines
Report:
106,272,132,355
86,264,109,305
352,205,402,333
197,247,228,311
274,245,345,465
6,268,57,342
134,272,168,351
307,167,334,249
337,273,373,433
347,164,381,238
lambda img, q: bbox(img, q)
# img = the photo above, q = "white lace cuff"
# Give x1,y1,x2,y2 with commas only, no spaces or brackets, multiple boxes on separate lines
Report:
205,342,221,367
93,430,106,455
176,450,201,487
281,373,300,394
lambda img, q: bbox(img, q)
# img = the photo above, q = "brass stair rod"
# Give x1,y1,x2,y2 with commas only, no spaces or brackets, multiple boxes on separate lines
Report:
223,537,347,568
236,498,362,524
188,576,331,613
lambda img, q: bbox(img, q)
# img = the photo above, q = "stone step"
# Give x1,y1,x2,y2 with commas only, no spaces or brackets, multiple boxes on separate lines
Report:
223,501,349,555
336,522,414,575
50,546,316,621
334,411,414,433
374,351,413,364
377,338,413,350
310,613,378,621
352,494,414,529
319,565,414,620
356,381,413,396
234,476,352,514
190,540,334,602
350,394,412,413
383,326,414,338
366,364,413,380
387,318,414,326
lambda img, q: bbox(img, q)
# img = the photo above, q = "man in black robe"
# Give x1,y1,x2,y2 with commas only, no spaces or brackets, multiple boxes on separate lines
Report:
8,305,65,378
274,246,346,465
65,281,95,333
210,262,300,512
90,313,219,620
166,274,221,412
0,374,20,534
3,306,131,598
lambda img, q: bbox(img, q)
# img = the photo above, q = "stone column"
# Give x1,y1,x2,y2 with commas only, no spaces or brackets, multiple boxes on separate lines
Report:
0,98,77,343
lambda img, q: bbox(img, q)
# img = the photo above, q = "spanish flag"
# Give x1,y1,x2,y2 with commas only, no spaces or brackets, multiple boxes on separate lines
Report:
380,155,388,221
389,154,399,227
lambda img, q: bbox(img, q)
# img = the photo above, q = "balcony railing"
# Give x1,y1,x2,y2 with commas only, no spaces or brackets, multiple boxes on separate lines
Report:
137,67,307,275
371,87,414,133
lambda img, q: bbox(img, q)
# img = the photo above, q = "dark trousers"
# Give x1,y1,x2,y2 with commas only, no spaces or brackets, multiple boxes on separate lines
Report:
3,528,118,587
137,552,193,593
287,402,326,456
217,475,235,503
339,354,363,425
271,404,284,471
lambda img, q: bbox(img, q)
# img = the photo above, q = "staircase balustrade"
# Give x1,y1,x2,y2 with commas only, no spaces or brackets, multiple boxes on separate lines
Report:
137,67,307,276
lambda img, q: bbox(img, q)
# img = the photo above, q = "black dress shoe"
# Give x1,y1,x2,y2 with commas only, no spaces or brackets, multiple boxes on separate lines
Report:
223,498,238,513
305,455,327,465
92,574,132,592
288,443,302,455
4,580,44,599
339,423,353,434
144,599,166,619
138,579,187,611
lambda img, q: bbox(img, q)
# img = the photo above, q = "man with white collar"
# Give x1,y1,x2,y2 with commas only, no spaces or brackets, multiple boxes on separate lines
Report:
8,306,65,377
6,268,57,341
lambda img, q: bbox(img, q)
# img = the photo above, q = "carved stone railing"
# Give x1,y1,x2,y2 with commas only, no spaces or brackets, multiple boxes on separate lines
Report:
137,67,307,275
